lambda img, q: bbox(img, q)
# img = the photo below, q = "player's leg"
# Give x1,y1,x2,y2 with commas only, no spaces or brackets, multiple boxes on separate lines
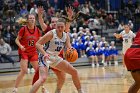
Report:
128,71,140,93
54,60,83,93
30,54,40,85
32,67,39,85
52,68,66,93
30,66,48,93
13,59,28,93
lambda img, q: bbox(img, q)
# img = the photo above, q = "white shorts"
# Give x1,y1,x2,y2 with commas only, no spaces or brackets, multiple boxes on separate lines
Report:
122,44,131,54
39,54,63,68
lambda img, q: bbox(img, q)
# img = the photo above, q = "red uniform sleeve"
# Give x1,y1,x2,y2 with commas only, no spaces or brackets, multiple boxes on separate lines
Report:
18,26,25,37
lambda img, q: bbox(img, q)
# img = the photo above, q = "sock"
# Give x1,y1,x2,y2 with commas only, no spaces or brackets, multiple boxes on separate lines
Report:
77,89,84,93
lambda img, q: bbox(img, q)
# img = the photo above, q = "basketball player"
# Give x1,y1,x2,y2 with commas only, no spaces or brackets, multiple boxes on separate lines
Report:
114,24,136,67
12,14,41,93
31,6,74,93
124,28,140,93
30,18,84,93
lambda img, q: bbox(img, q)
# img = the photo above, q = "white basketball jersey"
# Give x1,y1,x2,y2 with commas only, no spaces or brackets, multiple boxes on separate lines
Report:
120,30,135,45
46,29,67,55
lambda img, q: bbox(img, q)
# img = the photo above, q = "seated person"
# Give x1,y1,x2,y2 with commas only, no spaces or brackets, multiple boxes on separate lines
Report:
0,38,14,65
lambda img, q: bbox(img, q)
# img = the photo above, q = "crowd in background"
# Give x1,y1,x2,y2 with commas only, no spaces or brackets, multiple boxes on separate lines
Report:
0,0,140,64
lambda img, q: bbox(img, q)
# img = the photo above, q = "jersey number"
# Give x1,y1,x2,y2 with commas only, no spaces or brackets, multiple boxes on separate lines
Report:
124,39,128,43
28,40,35,46
55,46,62,51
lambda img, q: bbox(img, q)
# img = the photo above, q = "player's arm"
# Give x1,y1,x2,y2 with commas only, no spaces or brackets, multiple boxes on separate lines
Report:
65,34,72,49
37,6,47,32
15,27,25,51
36,31,53,55
65,6,74,32
113,33,122,39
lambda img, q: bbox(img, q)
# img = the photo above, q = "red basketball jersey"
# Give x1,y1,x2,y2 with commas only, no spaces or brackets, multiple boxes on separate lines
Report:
44,25,54,33
133,29,140,45
18,26,41,54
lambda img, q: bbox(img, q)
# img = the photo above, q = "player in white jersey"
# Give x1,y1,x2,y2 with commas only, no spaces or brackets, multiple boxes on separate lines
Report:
30,18,84,93
114,24,135,67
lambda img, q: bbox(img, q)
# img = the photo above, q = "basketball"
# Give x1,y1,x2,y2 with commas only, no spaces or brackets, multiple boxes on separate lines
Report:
65,48,78,62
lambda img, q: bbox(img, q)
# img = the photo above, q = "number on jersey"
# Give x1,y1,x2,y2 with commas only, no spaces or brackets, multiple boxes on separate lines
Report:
124,39,128,43
55,46,62,51
28,40,34,46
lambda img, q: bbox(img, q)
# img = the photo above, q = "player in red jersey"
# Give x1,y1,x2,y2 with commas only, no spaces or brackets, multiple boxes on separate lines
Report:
12,14,41,93
124,28,140,93
31,6,74,93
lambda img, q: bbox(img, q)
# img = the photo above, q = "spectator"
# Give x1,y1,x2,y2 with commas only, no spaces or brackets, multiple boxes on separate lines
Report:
20,5,28,18
15,0,25,14
3,25,11,44
0,38,14,65
128,20,134,30
30,4,37,15
73,0,80,8
118,21,124,32
27,0,35,12
102,42,110,66
0,23,4,38
109,41,118,66
86,43,98,67
82,4,90,14
106,14,115,29
95,43,104,65
10,25,17,49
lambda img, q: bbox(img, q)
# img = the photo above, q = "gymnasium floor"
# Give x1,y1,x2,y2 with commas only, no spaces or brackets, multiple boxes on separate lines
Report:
0,65,135,93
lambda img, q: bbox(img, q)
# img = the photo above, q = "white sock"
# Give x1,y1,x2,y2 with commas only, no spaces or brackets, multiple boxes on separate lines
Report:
78,89,84,93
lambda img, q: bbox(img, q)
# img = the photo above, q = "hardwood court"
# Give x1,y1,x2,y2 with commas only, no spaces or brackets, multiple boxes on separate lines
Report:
0,65,136,93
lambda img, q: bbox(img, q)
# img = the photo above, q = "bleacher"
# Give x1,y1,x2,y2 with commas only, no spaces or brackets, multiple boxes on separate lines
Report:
0,54,122,73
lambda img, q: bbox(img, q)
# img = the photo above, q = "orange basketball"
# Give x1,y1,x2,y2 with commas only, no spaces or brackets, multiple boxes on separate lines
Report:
65,48,78,62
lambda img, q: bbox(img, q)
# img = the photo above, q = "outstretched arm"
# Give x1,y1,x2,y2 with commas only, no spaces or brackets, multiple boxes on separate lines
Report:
114,33,122,39
37,6,47,32
65,6,74,32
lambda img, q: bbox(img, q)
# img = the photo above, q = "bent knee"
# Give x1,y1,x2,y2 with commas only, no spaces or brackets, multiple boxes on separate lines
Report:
40,76,47,83
70,69,79,76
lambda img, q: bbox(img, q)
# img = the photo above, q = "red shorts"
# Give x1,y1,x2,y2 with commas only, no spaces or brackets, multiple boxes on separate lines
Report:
19,52,38,62
58,50,64,58
124,48,140,71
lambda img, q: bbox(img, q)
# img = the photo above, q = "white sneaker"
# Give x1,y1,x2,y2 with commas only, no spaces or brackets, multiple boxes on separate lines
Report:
28,68,31,74
114,61,118,66
12,88,17,93
78,89,84,93
104,62,107,66
30,68,35,73
109,62,111,66
96,63,99,67
92,64,95,67
42,86,49,93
